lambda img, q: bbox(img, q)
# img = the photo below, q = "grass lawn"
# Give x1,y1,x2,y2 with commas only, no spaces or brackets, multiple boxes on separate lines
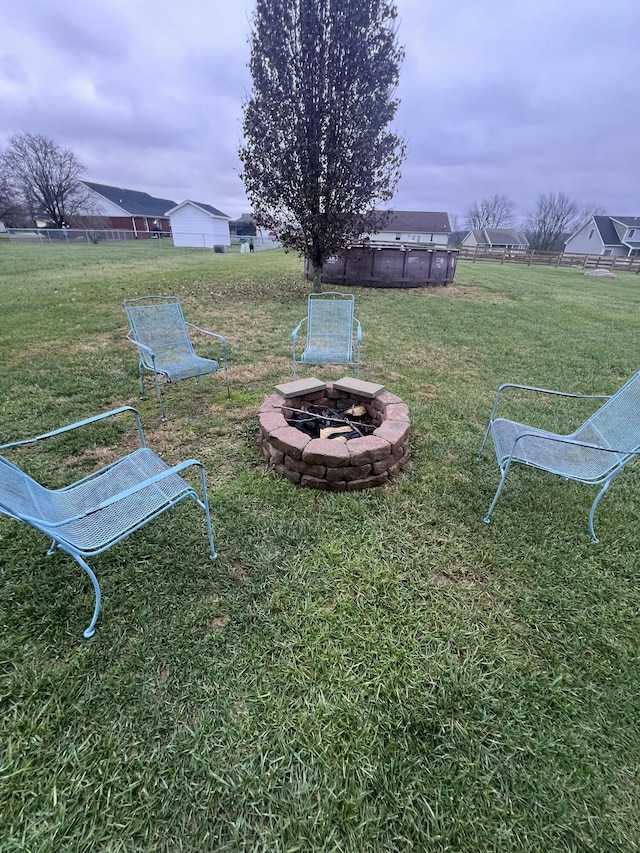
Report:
1,241,639,851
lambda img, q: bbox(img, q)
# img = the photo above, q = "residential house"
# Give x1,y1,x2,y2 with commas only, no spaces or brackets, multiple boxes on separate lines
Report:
229,213,257,239
79,181,176,236
461,228,529,251
365,211,451,247
166,201,231,249
564,216,640,257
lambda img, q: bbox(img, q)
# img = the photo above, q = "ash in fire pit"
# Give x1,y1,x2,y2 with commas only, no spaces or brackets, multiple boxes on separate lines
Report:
259,377,410,491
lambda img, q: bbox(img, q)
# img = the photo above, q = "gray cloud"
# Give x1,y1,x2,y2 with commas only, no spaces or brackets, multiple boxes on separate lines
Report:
0,0,638,221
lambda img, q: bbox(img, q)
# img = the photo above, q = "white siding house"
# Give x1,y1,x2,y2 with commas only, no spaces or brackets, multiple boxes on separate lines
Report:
364,211,451,246
564,216,640,257
166,201,231,249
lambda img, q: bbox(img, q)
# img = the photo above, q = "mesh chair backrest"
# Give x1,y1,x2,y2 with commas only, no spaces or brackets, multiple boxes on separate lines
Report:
307,293,354,358
0,457,54,522
576,371,640,452
124,298,195,368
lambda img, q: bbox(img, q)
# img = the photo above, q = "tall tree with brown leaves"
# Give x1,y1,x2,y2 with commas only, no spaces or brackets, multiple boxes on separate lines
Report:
239,0,406,291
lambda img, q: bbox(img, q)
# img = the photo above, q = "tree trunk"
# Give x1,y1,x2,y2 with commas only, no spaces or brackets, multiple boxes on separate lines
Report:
312,263,322,293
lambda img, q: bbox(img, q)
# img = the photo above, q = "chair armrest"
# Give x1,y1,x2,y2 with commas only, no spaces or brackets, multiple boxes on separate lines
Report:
0,407,146,452
185,324,228,365
292,317,308,342
489,382,610,422
185,323,226,345
354,317,362,343
126,329,155,359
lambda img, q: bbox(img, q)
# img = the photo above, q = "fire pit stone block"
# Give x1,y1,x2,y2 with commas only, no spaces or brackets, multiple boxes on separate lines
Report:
374,420,411,450
275,378,327,398
268,426,311,459
285,456,327,478
258,411,288,433
347,435,392,465
385,402,411,422
347,472,390,491
333,377,385,398
326,463,373,482
301,475,346,492
303,438,350,466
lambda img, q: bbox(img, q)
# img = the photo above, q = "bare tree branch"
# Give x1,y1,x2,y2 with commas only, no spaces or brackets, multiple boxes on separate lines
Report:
464,194,516,230
524,192,583,251
0,161,29,226
1,132,92,228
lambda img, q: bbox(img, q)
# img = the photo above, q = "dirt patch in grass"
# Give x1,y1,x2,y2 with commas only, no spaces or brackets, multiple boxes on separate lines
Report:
229,357,291,386
64,446,122,469
396,343,484,379
412,284,506,303
24,333,117,361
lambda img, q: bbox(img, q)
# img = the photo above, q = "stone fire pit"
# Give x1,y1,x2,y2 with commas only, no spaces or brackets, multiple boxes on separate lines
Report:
258,377,410,491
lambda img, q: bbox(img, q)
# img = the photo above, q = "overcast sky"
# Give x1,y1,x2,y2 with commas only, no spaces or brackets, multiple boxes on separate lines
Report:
1,0,638,223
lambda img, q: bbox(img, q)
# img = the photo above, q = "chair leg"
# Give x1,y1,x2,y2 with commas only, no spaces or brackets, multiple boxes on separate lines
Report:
75,556,102,638
588,481,611,544
197,466,218,560
484,466,510,525
477,422,492,461
151,371,167,422
46,543,101,638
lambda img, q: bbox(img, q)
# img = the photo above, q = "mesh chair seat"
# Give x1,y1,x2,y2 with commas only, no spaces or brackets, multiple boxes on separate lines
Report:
491,419,625,482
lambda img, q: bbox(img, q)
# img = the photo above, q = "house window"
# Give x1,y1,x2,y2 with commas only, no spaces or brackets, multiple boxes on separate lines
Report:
588,229,594,240
603,249,612,255
395,233,401,241
410,234,421,242
629,229,636,239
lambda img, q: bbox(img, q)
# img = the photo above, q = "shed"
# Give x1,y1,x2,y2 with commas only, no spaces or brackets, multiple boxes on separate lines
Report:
166,201,231,249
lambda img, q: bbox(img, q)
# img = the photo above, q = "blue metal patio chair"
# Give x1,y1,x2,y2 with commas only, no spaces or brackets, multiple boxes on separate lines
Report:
477,370,640,541
0,406,217,638
292,291,362,379
124,295,230,421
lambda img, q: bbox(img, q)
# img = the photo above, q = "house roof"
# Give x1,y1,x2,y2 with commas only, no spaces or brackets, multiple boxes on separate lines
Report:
485,228,529,246
82,181,177,217
165,200,229,219
592,216,623,246
470,228,529,246
611,216,640,228
379,210,451,234
229,213,256,225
